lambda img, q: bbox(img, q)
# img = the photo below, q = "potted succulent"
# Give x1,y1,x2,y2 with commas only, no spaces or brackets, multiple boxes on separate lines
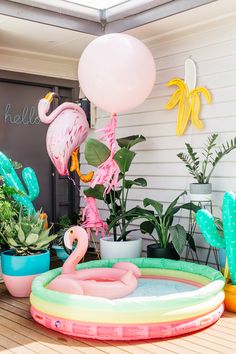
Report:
84,135,146,259
177,134,236,201
109,191,199,260
1,210,57,297
196,191,235,312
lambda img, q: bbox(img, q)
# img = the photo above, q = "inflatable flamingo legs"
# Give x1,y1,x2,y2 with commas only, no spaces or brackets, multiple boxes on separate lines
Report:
48,226,141,299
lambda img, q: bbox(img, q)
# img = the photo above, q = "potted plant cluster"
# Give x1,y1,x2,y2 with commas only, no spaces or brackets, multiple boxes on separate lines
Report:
84,135,146,259
177,134,236,201
1,210,57,297
109,191,199,260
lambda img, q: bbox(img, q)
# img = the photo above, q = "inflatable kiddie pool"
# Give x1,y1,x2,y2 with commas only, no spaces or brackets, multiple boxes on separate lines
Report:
30,258,225,340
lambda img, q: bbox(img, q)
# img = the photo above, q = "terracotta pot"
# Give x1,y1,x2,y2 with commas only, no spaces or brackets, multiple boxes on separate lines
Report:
147,243,180,260
224,282,236,312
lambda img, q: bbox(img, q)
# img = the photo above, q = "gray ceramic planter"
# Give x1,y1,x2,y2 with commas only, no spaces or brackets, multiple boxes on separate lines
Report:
190,183,212,201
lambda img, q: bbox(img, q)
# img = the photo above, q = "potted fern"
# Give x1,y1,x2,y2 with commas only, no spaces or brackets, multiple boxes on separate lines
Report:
177,134,236,201
1,211,57,297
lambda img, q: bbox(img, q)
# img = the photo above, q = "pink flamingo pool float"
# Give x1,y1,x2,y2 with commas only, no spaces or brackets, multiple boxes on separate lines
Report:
48,226,141,299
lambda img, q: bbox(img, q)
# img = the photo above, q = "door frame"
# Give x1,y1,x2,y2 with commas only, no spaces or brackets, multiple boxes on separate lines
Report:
0,69,80,222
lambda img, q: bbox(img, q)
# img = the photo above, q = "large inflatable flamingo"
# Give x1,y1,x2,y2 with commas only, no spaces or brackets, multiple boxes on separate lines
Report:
38,92,93,182
47,226,141,299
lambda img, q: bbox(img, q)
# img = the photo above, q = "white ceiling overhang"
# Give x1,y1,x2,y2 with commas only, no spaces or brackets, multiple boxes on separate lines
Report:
0,0,217,35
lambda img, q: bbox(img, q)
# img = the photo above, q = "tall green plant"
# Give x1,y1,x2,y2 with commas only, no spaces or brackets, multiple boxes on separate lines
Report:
177,134,236,183
84,135,146,241
108,191,200,255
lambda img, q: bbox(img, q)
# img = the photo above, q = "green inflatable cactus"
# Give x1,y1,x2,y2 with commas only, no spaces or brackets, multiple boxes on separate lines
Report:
0,152,39,215
196,192,236,284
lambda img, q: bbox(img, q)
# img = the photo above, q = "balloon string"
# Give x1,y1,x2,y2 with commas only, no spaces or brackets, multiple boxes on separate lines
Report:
66,174,81,193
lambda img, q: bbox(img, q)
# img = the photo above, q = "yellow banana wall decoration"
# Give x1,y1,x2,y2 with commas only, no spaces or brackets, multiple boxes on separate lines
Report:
165,59,212,135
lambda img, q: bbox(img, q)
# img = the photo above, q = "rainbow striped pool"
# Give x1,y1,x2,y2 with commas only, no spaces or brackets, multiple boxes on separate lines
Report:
30,258,225,340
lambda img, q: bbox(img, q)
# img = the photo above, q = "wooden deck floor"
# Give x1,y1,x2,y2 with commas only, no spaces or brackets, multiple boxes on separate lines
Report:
0,284,236,354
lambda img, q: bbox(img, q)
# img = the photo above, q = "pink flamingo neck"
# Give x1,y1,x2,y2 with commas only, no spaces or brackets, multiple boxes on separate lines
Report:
62,229,89,274
38,100,82,124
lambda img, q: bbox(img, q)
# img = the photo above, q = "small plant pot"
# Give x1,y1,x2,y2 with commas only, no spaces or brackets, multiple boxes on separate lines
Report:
224,282,236,312
52,244,70,262
147,243,180,260
190,183,212,202
2,249,50,297
100,235,142,260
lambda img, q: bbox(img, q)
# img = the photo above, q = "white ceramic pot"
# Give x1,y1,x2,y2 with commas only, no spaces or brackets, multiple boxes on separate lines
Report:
190,183,212,202
100,235,142,260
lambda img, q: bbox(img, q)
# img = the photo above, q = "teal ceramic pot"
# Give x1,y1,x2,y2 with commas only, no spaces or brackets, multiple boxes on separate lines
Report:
2,249,50,297
52,245,70,262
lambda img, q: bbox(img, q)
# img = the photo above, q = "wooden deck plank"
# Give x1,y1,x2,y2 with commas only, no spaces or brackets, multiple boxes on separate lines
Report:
0,332,36,354
0,301,31,319
129,341,176,354
0,296,30,312
102,340,167,354
149,340,199,354
193,331,236,349
0,323,56,354
0,308,107,354
2,282,236,353
164,337,203,354
205,326,236,343
76,339,136,354
183,334,231,354
0,320,71,354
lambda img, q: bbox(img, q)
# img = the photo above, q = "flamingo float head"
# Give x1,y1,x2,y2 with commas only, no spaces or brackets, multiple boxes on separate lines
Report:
64,226,89,251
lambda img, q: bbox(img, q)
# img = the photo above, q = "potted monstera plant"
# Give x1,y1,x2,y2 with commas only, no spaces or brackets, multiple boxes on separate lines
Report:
1,210,57,297
84,135,146,259
177,134,236,201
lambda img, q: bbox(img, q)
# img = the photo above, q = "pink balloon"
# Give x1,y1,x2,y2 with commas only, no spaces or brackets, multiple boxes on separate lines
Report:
78,33,156,113
38,94,89,176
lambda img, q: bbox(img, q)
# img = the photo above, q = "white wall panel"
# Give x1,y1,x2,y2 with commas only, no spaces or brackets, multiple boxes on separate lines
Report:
83,17,236,266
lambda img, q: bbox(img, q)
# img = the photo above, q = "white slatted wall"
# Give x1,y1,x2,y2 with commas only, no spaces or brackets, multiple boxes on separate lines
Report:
80,17,236,266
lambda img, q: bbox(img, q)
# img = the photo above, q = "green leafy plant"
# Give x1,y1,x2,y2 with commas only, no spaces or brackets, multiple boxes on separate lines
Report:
177,134,236,183
2,211,57,255
84,135,147,241
108,191,200,255
55,212,83,246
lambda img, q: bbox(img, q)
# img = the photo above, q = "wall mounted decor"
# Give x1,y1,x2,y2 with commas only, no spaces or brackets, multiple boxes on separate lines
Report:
165,58,212,135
